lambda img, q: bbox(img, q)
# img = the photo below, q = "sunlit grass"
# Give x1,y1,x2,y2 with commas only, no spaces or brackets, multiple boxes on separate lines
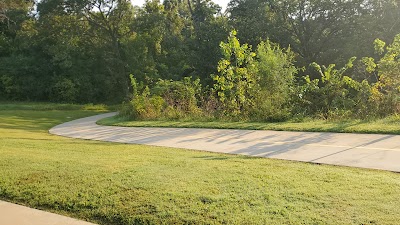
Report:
98,115,400,134
0,106,400,224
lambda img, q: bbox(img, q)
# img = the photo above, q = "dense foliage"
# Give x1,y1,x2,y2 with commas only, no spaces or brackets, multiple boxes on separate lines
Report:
1,0,399,120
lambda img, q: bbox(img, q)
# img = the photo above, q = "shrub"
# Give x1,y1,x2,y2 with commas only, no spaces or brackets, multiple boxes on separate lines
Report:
121,74,206,120
120,86,166,120
252,40,297,121
49,77,77,103
153,77,202,114
0,75,20,99
294,57,374,119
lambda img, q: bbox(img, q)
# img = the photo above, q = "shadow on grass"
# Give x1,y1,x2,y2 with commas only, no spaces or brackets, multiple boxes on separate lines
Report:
193,156,230,160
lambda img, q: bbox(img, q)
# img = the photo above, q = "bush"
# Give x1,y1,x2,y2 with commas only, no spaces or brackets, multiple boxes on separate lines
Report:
0,75,20,99
120,74,205,120
153,77,202,114
120,86,166,120
49,77,78,103
252,40,297,121
293,58,374,119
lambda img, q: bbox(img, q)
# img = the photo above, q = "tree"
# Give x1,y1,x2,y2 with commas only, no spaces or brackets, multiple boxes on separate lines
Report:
129,0,189,82
363,35,400,115
227,0,273,48
42,0,137,100
227,0,400,76
212,30,258,117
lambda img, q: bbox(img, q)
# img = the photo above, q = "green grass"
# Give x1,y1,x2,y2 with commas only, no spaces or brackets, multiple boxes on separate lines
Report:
0,101,118,111
98,115,400,135
1,105,400,224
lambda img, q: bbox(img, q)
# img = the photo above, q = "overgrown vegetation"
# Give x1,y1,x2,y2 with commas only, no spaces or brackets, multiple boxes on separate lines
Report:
1,0,400,122
1,107,400,224
118,31,400,122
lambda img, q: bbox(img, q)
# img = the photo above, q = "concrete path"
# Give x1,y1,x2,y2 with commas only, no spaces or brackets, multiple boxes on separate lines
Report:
0,200,96,225
50,112,400,172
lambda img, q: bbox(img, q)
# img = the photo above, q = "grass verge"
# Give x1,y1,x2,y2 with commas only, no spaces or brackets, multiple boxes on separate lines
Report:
1,105,400,224
98,115,400,134
0,101,118,111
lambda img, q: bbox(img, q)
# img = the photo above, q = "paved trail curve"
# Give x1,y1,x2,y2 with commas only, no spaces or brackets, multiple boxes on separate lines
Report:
50,112,400,172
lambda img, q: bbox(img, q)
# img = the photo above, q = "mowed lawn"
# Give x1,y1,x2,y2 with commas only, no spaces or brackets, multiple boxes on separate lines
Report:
1,107,400,224
99,115,400,135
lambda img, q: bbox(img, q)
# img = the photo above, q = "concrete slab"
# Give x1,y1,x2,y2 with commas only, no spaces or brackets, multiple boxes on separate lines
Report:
0,201,96,225
50,112,400,172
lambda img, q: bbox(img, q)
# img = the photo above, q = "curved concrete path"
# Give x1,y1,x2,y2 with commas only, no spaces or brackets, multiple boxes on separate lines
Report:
50,112,400,172
0,200,96,225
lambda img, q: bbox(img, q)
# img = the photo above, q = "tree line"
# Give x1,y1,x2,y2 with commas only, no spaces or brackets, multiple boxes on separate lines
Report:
1,0,399,120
